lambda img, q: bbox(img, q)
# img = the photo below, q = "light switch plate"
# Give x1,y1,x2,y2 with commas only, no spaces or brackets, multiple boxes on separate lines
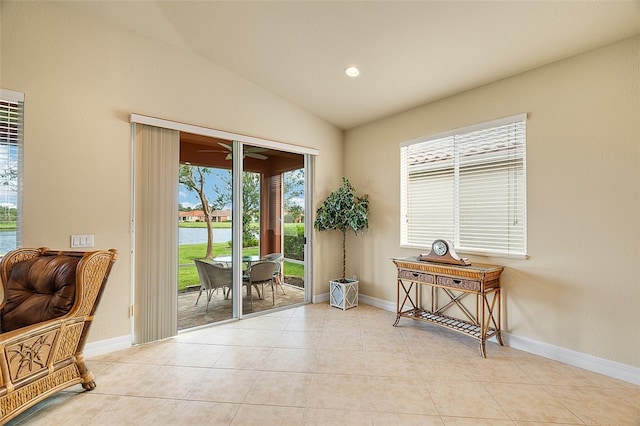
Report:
71,234,94,248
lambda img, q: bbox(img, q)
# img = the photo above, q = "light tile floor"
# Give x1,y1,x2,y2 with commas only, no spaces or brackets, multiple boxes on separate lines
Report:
9,303,640,425
178,282,306,330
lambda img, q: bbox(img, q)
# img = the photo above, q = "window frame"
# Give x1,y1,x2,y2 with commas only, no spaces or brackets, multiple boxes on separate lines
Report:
0,89,24,255
400,113,527,259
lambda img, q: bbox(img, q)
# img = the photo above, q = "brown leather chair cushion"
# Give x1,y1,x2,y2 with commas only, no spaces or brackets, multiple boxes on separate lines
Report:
1,255,80,333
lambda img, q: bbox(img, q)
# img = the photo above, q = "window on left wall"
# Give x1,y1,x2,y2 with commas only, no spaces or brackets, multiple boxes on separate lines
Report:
0,89,23,255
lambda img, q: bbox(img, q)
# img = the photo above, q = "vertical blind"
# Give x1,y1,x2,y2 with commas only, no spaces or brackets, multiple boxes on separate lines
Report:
400,114,527,256
133,124,179,344
0,89,24,254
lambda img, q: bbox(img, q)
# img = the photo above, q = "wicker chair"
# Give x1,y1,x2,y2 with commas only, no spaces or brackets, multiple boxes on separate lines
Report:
194,259,232,309
261,253,286,295
243,261,277,308
0,247,117,424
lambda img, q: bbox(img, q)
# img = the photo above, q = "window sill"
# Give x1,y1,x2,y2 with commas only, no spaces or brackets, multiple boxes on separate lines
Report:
400,244,529,261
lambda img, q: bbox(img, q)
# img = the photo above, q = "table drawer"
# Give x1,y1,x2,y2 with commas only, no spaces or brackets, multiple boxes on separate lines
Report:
436,276,481,291
398,269,434,284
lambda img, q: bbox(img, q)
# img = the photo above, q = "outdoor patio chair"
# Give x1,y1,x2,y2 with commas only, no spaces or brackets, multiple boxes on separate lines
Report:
261,253,286,295
194,260,232,310
243,261,277,308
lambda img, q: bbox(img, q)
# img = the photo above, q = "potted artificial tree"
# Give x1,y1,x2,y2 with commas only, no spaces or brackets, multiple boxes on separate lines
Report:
314,177,369,309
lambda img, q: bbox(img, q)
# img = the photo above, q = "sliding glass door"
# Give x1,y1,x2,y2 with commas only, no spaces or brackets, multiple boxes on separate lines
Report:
176,136,310,329
132,114,317,340
239,143,307,316
177,160,236,329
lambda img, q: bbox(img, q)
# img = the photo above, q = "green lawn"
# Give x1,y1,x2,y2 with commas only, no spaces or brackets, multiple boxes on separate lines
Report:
283,261,304,277
179,221,231,229
178,242,303,291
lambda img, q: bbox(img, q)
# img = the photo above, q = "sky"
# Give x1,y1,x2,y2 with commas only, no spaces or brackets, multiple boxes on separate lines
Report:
179,168,229,210
179,168,305,211
179,184,210,210
180,186,305,211
180,184,232,210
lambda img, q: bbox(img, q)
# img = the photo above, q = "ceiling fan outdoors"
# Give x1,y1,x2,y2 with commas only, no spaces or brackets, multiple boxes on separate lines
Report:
197,142,268,160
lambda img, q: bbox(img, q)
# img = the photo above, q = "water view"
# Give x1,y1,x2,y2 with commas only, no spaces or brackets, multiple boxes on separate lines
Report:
0,230,17,254
179,227,231,245
0,228,223,254
0,228,222,253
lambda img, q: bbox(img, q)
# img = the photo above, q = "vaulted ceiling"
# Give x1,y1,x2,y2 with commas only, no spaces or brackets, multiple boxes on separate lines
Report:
62,1,640,130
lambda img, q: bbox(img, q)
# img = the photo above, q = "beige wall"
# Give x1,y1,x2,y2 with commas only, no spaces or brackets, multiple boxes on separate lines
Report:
345,35,640,368
0,2,344,341
2,1,638,370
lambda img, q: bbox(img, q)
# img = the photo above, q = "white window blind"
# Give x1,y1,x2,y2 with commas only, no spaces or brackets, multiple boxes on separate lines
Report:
401,114,526,256
0,89,24,255
133,124,179,344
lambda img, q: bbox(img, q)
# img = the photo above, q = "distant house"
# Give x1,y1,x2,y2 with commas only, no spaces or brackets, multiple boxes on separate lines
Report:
211,210,231,222
179,210,231,222
179,210,206,222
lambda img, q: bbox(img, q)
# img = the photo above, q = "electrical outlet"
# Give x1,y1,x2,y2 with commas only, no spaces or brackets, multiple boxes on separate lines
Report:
71,234,94,248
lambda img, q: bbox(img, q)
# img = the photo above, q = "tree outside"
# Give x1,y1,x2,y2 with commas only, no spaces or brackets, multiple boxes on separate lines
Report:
178,164,306,289
179,165,220,259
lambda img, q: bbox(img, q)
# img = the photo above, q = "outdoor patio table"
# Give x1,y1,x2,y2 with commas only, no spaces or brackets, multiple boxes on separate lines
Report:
212,255,260,268
208,255,263,302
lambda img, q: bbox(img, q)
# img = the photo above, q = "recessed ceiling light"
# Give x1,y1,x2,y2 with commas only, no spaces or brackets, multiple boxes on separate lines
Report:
344,66,360,77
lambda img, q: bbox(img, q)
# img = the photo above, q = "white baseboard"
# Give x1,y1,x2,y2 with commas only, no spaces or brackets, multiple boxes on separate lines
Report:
359,293,396,312
314,291,395,310
84,334,131,358
504,333,640,386
313,292,329,304
358,293,640,386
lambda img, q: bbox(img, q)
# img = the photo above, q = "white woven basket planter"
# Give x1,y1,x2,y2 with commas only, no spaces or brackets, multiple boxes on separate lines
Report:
329,279,358,310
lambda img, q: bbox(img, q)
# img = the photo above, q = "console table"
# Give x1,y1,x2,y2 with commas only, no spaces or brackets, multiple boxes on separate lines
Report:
392,257,504,357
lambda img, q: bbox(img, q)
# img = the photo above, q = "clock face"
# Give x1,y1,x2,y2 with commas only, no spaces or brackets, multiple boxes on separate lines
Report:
433,240,448,256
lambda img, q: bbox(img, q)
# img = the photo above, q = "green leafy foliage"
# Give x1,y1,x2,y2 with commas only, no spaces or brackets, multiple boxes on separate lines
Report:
213,170,261,248
284,235,304,260
313,177,369,281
